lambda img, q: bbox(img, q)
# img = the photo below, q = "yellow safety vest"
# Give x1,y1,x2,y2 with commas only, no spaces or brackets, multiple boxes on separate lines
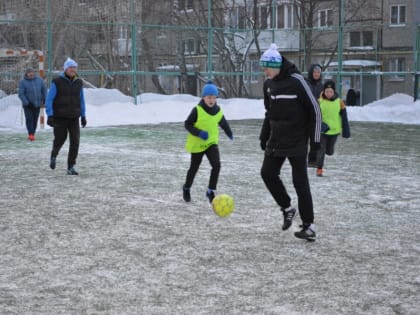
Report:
185,105,223,153
319,97,342,135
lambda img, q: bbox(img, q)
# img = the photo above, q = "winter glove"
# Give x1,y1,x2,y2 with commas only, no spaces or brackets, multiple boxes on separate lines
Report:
47,116,55,127
310,142,321,152
198,130,208,140
228,135,233,141
321,122,330,133
81,117,87,128
260,140,266,151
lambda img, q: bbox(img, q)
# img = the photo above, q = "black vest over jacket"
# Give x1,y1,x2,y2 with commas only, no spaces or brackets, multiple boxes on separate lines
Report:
52,76,83,118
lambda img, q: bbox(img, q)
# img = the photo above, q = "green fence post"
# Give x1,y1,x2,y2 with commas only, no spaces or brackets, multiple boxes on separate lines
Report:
207,0,213,80
415,24,420,101
46,0,52,86
131,0,138,104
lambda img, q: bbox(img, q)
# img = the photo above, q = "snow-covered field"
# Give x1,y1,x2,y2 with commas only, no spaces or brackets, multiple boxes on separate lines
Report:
0,118,419,314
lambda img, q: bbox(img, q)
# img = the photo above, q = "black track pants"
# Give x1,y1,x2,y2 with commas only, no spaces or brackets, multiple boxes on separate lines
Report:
261,154,314,224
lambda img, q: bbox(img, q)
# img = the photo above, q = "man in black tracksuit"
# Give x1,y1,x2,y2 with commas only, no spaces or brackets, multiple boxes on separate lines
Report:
259,44,321,241
46,58,87,175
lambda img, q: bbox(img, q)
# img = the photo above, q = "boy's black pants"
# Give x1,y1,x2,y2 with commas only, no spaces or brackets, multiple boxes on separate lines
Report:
185,144,221,190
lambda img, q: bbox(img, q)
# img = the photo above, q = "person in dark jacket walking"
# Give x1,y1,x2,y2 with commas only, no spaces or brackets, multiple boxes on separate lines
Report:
18,68,48,141
306,64,323,167
306,64,323,99
259,44,322,241
182,81,233,203
45,58,87,175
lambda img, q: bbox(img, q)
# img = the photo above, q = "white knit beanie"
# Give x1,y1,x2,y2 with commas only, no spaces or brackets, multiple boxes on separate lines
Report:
259,43,282,68
64,58,78,71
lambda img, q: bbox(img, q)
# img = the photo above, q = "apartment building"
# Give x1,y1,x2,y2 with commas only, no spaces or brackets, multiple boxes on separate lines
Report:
0,0,418,101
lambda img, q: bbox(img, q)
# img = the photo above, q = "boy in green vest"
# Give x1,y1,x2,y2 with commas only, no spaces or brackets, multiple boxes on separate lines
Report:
183,81,233,203
316,80,351,177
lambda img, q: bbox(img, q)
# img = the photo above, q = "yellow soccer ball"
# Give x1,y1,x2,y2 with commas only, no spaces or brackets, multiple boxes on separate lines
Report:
212,194,235,217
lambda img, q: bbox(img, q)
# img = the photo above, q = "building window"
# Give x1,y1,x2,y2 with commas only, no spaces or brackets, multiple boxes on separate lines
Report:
318,9,333,28
389,58,406,80
349,31,373,47
180,38,199,55
390,5,406,25
230,4,297,30
253,6,269,29
275,4,296,29
244,60,260,83
178,0,193,11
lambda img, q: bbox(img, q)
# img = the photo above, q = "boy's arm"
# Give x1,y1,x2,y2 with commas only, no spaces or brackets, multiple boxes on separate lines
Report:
219,116,233,139
184,107,201,136
340,99,351,138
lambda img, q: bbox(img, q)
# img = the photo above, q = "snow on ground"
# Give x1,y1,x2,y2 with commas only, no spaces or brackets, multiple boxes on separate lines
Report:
0,89,419,314
1,89,420,131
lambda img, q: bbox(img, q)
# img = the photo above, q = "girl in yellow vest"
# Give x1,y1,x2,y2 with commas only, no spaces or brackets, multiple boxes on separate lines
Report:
316,80,351,176
183,81,233,203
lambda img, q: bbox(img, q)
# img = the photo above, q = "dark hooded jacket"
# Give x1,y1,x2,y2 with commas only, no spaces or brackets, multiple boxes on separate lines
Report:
259,57,322,157
306,64,323,99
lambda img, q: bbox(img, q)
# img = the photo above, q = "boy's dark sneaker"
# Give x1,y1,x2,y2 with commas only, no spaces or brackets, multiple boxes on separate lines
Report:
206,189,215,203
183,185,191,202
281,207,296,230
50,157,56,170
67,166,79,175
294,225,316,242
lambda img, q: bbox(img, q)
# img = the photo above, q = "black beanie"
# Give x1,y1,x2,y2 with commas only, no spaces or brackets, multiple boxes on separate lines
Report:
323,80,335,91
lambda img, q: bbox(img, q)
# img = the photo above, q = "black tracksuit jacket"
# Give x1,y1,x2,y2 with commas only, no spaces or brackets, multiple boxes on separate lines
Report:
259,57,322,157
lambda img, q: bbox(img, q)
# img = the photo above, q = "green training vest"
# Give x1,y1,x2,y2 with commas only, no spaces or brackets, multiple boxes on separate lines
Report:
185,105,223,153
319,97,342,135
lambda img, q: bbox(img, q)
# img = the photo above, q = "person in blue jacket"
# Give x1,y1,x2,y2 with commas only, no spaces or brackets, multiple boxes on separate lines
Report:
45,58,87,175
18,68,47,141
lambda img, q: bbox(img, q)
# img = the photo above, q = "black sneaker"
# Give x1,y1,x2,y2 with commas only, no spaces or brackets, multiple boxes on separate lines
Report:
183,185,191,202
294,225,316,242
67,166,79,175
50,156,56,170
281,207,296,230
206,190,215,203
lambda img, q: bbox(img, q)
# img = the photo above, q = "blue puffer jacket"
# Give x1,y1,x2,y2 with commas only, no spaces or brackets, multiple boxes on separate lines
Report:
18,74,48,108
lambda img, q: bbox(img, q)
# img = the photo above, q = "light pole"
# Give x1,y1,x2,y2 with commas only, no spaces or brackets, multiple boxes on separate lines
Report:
337,0,344,96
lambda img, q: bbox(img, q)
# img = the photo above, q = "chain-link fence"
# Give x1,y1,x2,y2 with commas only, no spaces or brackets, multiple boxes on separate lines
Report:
0,0,418,104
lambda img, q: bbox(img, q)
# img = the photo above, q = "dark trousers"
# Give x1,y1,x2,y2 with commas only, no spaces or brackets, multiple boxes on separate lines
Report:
185,144,221,190
261,154,314,225
51,117,80,168
317,134,338,168
23,105,40,135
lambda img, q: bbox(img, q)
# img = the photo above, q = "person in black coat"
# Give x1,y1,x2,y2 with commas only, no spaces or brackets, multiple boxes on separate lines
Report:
306,64,323,167
306,64,323,99
259,44,322,241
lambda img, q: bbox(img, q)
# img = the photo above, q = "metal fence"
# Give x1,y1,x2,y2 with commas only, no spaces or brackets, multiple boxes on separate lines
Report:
0,0,419,104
